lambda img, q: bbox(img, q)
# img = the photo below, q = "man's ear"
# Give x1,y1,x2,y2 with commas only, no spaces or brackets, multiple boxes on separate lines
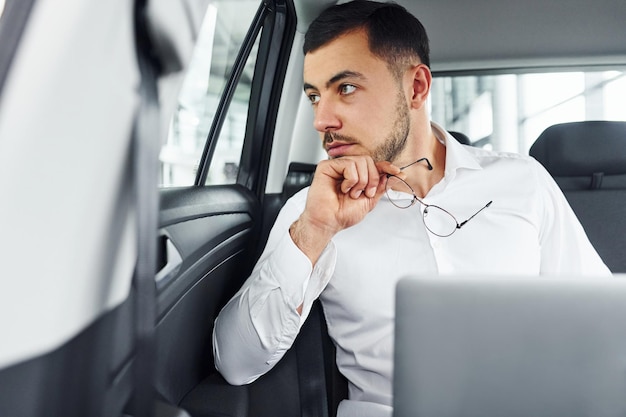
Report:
409,64,432,109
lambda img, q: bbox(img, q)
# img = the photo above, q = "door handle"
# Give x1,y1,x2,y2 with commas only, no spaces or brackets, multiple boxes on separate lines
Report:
155,237,182,285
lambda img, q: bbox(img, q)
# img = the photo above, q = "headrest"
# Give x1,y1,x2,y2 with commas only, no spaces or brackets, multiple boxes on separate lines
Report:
529,121,626,177
449,131,471,145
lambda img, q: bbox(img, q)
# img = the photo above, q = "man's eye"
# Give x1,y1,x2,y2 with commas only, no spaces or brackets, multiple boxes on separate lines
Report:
340,84,356,95
308,94,320,105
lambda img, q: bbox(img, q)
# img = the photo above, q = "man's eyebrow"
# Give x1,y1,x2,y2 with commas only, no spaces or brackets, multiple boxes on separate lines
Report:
303,70,365,92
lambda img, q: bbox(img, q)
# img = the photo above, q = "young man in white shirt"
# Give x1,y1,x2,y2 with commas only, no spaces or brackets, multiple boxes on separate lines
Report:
213,1,610,416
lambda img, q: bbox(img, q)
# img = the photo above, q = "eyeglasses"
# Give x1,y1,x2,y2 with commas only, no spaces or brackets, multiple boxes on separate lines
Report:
385,169,492,237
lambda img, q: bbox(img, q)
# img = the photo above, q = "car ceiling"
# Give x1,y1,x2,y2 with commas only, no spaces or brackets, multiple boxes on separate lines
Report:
293,0,626,72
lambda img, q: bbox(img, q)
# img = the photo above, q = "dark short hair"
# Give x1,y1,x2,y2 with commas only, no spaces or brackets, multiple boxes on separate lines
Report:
303,0,430,73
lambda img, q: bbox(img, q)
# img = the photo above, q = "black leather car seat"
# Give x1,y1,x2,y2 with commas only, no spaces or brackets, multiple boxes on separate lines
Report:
529,121,626,272
449,130,471,145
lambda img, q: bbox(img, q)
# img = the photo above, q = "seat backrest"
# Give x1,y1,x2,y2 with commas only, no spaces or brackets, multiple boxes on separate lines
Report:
449,130,471,145
529,121,626,272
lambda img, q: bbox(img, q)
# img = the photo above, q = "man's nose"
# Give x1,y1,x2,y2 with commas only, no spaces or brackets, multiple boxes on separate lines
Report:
313,98,341,133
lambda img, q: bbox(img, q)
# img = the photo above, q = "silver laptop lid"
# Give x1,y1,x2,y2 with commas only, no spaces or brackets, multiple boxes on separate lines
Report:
393,275,626,417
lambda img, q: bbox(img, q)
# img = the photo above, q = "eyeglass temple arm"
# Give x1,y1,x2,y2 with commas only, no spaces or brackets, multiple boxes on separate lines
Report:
458,200,493,228
399,157,433,171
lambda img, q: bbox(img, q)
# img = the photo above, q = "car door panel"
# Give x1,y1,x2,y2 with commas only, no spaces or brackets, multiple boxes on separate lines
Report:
154,185,260,406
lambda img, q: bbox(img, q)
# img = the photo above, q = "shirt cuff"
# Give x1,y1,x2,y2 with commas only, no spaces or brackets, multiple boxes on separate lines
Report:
301,241,336,320
264,232,334,315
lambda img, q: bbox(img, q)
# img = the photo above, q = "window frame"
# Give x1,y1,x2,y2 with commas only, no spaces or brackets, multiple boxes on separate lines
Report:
195,0,296,203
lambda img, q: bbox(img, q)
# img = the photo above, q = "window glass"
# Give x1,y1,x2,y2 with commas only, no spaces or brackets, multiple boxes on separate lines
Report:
430,69,626,154
160,0,260,187
205,37,259,184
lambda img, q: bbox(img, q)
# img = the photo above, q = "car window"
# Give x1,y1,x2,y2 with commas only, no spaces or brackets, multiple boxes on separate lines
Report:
160,0,260,187
431,69,626,153
206,41,259,185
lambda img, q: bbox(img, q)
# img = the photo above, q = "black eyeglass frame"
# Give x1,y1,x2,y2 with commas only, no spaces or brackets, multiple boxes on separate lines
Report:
384,173,492,237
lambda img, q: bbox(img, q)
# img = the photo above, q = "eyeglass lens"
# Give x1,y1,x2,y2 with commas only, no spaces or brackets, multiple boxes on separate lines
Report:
385,175,459,236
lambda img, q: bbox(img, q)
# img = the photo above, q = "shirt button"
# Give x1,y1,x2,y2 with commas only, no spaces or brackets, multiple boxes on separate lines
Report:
433,241,442,249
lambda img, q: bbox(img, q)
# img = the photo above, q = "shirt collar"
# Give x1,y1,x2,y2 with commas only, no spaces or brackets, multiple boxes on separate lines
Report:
431,122,482,179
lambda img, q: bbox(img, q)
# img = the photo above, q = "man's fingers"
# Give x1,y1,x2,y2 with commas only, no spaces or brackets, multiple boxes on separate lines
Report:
342,157,380,199
338,162,358,194
375,160,402,176
364,158,381,198
320,157,401,199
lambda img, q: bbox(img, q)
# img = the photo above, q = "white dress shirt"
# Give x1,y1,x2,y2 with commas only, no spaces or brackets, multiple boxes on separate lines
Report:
213,122,610,417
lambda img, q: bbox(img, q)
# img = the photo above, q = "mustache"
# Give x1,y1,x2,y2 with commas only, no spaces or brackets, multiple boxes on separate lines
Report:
324,132,357,145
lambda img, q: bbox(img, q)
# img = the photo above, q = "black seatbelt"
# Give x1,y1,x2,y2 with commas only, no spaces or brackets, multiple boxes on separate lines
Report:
131,0,161,415
296,301,330,417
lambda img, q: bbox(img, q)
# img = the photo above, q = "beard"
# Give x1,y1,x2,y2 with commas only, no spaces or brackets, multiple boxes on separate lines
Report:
324,90,411,163
371,91,411,162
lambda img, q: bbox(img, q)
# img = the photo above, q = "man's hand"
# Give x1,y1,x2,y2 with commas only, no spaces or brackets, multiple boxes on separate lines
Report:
289,156,401,265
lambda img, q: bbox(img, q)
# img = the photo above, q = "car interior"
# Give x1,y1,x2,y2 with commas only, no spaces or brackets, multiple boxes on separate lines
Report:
0,0,625,416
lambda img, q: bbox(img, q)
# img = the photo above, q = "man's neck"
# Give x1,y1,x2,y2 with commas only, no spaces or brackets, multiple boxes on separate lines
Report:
401,126,446,198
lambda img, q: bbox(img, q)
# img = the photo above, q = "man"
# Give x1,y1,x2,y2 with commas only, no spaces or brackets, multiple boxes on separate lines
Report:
213,1,610,416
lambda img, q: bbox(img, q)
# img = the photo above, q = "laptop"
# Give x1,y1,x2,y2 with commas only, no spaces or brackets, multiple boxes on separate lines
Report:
393,275,626,417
